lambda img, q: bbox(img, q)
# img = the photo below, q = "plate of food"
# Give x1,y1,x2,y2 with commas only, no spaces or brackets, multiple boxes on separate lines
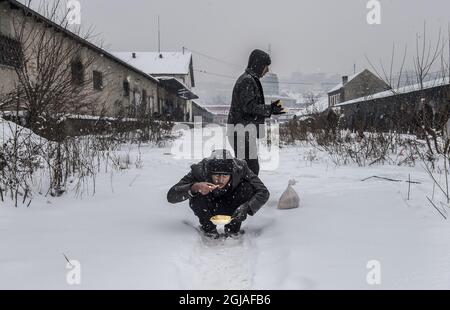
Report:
210,215,232,225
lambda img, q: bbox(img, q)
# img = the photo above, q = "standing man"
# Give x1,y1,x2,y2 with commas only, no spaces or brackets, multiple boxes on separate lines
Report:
227,49,285,175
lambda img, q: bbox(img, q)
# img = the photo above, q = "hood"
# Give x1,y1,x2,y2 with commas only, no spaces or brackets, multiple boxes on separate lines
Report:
247,49,271,78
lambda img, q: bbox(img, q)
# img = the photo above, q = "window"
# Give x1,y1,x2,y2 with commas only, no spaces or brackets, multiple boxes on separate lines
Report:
142,89,147,105
0,34,22,68
93,70,103,91
132,89,137,105
71,59,84,86
330,94,340,106
123,80,130,97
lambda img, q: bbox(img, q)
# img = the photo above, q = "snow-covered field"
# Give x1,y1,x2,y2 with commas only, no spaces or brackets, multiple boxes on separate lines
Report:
1,126,450,289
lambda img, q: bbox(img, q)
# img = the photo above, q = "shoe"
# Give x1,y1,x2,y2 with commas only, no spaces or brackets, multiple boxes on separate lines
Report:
224,229,245,239
200,225,220,239
204,231,220,239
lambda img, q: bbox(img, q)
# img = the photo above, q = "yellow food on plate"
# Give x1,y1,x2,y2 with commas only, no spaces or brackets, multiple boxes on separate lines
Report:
210,215,232,225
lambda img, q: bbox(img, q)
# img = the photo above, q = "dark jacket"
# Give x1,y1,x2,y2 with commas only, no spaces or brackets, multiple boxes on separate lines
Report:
227,50,272,138
167,158,270,216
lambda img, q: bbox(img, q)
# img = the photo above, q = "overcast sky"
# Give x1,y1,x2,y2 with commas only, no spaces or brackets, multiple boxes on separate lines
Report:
58,0,450,82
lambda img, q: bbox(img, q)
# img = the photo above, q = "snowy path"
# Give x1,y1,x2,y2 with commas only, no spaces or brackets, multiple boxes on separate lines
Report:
177,221,256,289
1,127,450,289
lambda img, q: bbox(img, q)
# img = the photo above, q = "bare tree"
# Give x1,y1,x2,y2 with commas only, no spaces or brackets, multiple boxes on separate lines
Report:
0,0,110,138
304,91,320,107
365,23,449,157
0,0,117,198
365,42,408,94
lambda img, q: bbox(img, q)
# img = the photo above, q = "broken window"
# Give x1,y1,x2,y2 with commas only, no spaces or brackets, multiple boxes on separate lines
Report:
142,89,147,105
71,59,84,86
0,34,22,68
93,70,103,91
123,80,130,97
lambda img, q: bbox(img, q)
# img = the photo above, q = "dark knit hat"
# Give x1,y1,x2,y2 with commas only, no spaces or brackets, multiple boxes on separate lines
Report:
208,149,234,175
208,159,233,175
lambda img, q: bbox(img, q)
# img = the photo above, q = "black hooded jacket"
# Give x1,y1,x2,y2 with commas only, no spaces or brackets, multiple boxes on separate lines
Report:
167,157,270,216
227,50,272,138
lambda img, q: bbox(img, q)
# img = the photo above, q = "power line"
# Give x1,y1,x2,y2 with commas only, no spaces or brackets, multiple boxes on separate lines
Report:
195,69,338,85
186,47,342,86
194,69,236,80
184,46,243,69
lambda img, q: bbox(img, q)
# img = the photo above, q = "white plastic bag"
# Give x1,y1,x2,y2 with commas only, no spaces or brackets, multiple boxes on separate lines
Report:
277,179,300,210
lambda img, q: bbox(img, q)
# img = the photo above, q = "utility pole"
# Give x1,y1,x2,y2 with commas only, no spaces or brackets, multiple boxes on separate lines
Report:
158,15,161,56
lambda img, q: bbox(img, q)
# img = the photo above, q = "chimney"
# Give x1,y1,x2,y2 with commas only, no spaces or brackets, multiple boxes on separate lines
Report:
342,75,348,85
132,52,136,59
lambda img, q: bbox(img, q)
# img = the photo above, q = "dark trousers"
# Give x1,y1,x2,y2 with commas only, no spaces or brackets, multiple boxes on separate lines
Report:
189,181,254,231
229,132,260,176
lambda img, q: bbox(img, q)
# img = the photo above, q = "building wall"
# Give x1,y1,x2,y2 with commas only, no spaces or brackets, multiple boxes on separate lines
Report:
152,72,194,121
0,3,12,35
261,73,280,96
0,1,159,119
213,114,228,125
340,85,450,133
191,102,214,123
0,65,16,95
85,47,158,118
0,2,17,96
344,70,389,102
328,70,389,107
328,89,343,107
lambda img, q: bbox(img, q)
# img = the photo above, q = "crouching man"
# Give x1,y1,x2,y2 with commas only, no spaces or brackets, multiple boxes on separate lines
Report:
167,149,270,238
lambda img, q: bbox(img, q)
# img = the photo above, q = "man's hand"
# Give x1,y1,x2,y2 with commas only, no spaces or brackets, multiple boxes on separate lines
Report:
271,99,286,115
191,182,218,196
232,203,249,222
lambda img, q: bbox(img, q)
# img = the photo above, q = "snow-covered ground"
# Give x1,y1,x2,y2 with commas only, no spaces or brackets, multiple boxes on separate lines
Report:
1,126,450,289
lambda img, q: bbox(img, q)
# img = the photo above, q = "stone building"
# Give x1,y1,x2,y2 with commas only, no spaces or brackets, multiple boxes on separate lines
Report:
0,0,195,126
191,101,214,124
327,69,390,108
112,51,198,122
335,77,450,133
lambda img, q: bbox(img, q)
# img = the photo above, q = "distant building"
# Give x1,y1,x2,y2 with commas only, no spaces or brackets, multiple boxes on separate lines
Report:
113,52,198,122
327,69,390,108
261,71,299,122
261,72,279,96
0,0,196,128
0,0,163,121
204,105,230,125
335,76,450,133
191,101,214,123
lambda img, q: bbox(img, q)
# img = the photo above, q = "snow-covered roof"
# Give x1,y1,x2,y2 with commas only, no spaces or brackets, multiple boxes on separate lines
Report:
112,52,193,75
335,76,450,107
192,101,214,114
295,97,329,116
327,70,365,93
1,117,48,145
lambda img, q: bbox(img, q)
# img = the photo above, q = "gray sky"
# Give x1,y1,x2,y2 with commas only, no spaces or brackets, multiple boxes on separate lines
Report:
70,0,450,82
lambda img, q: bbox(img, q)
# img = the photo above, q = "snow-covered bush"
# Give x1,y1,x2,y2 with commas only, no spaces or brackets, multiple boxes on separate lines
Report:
0,116,175,206
0,119,48,206
309,131,424,167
